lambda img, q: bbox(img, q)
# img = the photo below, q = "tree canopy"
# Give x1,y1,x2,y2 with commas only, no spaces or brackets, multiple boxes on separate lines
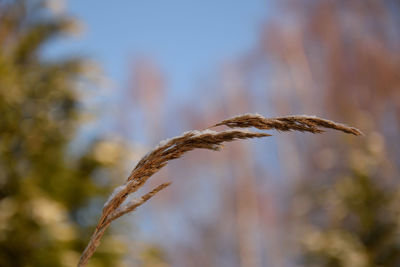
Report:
0,1,126,266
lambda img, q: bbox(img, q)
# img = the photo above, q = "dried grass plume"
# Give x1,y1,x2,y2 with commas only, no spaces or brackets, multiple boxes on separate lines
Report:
78,114,362,266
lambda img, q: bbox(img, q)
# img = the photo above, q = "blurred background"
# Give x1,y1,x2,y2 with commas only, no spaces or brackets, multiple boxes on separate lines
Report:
1,0,399,266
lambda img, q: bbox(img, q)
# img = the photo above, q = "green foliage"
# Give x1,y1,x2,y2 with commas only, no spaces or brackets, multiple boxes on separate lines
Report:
295,172,400,267
0,1,126,266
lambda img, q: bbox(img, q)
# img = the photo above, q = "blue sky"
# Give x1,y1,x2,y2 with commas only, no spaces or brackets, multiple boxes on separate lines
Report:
46,0,269,97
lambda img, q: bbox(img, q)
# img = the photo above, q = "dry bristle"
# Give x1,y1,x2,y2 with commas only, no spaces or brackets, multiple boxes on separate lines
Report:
107,182,172,222
214,114,363,136
78,114,362,267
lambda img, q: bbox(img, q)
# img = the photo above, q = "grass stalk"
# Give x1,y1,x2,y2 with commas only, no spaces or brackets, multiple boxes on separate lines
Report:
78,114,362,266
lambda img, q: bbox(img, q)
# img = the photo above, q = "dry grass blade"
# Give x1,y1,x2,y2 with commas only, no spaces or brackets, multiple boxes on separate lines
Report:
78,114,362,266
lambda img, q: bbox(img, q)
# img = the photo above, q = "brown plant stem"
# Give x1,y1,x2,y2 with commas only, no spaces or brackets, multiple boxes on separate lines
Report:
78,114,361,267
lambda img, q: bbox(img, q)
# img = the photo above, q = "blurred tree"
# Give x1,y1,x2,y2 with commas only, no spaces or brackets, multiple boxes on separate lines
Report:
294,171,400,267
256,0,400,266
0,1,127,266
80,0,400,266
